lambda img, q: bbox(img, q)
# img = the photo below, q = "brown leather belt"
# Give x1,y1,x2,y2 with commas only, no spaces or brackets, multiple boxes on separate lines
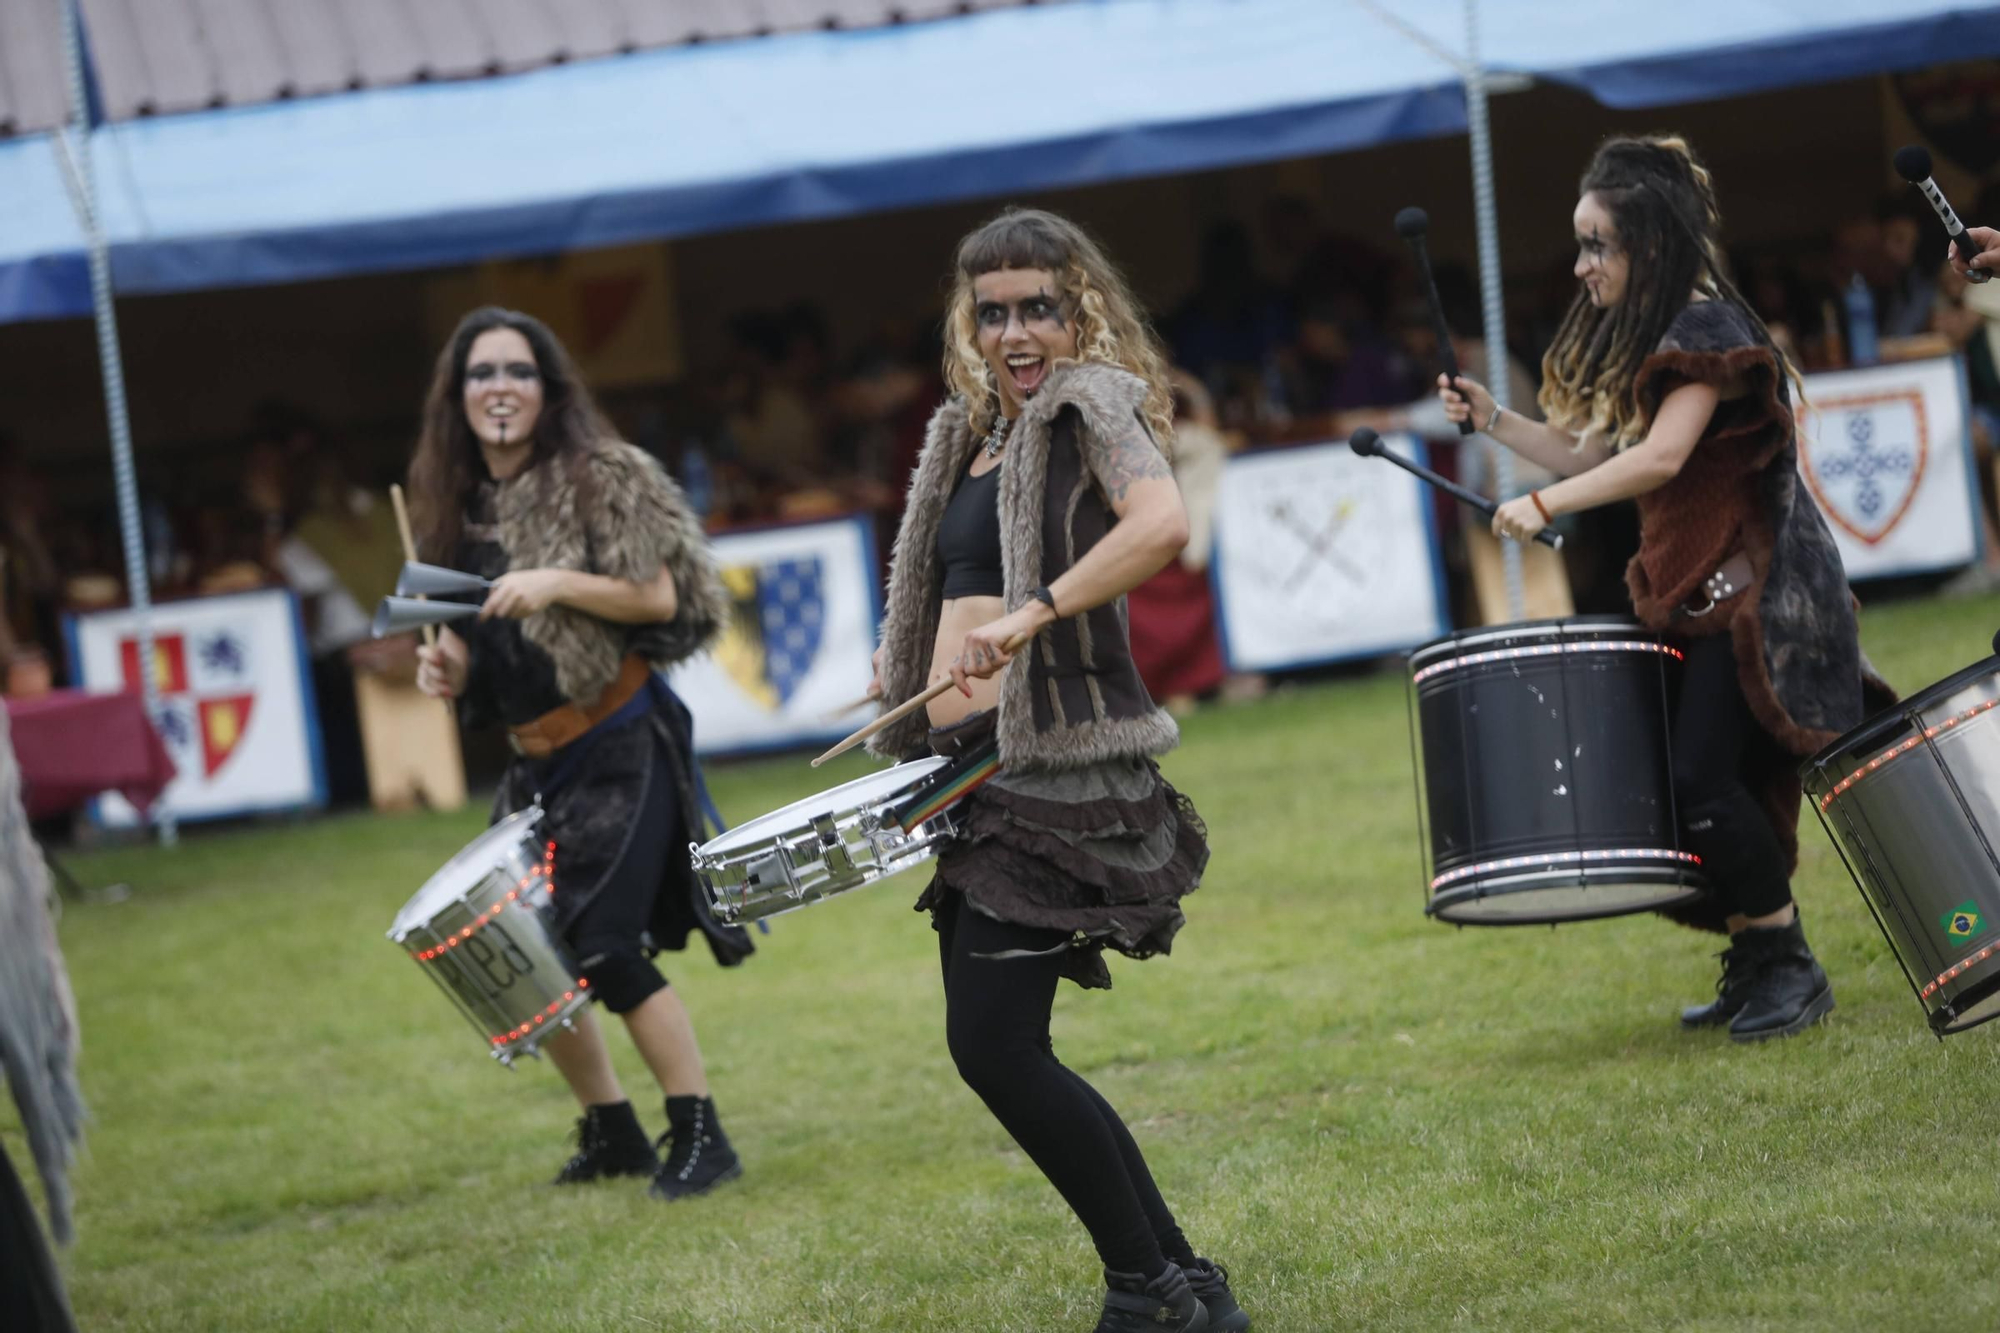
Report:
1678,552,1755,619
507,654,651,759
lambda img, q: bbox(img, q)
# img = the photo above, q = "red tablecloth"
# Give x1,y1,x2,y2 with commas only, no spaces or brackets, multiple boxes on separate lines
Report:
5,689,176,822
1126,561,1228,701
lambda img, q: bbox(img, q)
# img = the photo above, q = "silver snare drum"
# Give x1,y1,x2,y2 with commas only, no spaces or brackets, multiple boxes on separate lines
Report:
694,758,957,925
389,806,592,1066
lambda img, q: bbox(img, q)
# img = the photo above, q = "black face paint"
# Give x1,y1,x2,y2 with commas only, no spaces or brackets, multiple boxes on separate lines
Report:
974,289,1069,335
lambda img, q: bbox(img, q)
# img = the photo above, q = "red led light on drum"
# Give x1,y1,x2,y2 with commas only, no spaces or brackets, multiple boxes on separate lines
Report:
1923,942,2000,999
1412,640,1684,685
1818,698,2000,811
1431,847,1701,890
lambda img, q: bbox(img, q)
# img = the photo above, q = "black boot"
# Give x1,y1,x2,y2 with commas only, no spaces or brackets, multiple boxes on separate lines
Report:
1183,1258,1249,1332
1680,939,1753,1029
1728,918,1834,1043
649,1095,743,1201
1095,1262,1209,1333
554,1101,656,1185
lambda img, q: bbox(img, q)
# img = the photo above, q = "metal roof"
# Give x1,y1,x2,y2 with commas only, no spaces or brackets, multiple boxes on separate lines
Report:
0,0,1060,136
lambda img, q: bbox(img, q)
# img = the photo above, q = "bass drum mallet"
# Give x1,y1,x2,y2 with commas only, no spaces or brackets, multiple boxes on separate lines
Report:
1348,427,1563,550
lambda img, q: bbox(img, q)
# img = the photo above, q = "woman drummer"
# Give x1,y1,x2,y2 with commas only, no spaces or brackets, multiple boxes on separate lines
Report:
1440,136,1888,1041
868,208,1247,1332
408,307,752,1197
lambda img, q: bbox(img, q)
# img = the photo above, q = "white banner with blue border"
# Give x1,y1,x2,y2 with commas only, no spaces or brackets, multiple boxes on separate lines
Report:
1796,355,1978,581
668,515,880,756
1210,434,1449,672
64,587,327,826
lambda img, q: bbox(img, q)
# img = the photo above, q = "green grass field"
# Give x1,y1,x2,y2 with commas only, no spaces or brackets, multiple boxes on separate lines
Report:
13,593,2000,1332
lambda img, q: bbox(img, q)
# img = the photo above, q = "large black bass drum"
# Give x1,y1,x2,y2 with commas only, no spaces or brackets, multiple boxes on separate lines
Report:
1408,617,1709,925
1804,653,2000,1036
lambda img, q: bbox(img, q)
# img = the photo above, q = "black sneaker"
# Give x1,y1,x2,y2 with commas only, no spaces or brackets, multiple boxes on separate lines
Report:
1728,919,1835,1043
1095,1262,1209,1333
1183,1258,1249,1332
1680,941,1752,1029
553,1101,656,1185
649,1095,743,1201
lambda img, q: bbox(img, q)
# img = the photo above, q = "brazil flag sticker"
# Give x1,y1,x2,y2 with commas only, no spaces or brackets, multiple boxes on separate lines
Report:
1941,901,1987,947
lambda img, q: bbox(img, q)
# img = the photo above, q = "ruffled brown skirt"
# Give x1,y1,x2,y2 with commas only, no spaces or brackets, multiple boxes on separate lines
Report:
913,710,1209,989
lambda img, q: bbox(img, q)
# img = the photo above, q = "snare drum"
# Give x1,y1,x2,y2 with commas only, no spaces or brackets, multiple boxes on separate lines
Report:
389,807,592,1065
1409,617,1709,924
694,757,964,925
1805,657,2000,1035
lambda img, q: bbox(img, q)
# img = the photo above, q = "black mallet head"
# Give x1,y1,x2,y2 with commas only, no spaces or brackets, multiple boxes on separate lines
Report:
1394,207,1429,240
1348,427,1384,458
1893,145,1932,184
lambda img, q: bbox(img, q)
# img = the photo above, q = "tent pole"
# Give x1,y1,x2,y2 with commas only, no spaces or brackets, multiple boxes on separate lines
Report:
60,0,176,848
1461,0,1526,622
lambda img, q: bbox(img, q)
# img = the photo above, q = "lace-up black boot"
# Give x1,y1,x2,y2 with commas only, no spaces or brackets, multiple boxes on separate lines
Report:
649,1095,743,1201
1680,939,1753,1029
1094,1262,1209,1333
1183,1258,1249,1331
1727,918,1834,1043
553,1101,656,1184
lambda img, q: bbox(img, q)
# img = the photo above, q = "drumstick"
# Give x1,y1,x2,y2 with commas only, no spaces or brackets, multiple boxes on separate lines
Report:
1349,428,1564,550
388,484,438,650
821,687,881,721
811,633,1031,768
1395,207,1474,437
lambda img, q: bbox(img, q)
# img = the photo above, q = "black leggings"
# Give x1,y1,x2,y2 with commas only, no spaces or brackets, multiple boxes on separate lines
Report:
563,751,676,1014
1670,632,1794,920
937,891,1194,1277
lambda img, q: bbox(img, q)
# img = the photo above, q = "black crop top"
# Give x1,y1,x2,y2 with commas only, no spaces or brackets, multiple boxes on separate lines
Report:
937,464,1004,599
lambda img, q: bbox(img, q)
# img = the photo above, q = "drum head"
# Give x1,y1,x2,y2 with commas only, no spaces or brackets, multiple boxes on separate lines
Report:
392,807,543,937
1431,876,1706,926
700,759,950,856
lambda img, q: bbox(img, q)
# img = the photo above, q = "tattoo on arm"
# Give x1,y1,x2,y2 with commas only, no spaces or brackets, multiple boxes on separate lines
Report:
1088,410,1173,507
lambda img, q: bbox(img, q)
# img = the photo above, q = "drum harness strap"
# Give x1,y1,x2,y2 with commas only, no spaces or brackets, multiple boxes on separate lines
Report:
890,736,1077,963
530,672,769,934
1676,552,1754,619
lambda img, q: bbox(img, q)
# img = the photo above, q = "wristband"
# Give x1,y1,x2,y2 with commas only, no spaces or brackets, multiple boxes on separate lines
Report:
1031,586,1059,617
1529,491,1553,525
1483,404,1504,433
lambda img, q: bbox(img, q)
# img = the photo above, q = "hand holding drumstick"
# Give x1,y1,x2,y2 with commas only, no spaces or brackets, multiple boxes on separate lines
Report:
813,629,1035,767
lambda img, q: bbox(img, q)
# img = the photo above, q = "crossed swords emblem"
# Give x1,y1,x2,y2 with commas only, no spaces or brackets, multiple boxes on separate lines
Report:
1269,496,1363,592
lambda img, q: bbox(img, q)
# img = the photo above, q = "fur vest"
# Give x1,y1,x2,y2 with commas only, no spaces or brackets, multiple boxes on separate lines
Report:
1631,300,1892,755
492,440,729,705
870,361,1180,770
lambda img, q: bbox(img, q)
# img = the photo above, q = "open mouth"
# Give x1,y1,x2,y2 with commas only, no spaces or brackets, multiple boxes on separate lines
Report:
1005,354,1047,396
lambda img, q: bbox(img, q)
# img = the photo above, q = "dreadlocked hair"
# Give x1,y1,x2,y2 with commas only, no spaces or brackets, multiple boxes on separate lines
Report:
943,207,1177,457
1539,135,1805,451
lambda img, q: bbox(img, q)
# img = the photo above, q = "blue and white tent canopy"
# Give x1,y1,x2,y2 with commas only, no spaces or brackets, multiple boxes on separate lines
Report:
3,0,1996,323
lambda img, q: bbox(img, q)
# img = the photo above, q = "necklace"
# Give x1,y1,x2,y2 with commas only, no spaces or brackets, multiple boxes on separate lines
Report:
983,414,1012,459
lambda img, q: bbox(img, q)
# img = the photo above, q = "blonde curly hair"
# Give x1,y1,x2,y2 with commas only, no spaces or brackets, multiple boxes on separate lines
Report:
942,208,1176,456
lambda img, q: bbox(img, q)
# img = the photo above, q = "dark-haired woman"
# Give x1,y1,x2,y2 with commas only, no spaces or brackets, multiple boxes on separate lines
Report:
1441,135,1889,1042
409,307,752,1197
868,208,1246,1331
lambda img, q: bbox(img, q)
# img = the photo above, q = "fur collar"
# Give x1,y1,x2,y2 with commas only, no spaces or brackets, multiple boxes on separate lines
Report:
871,360,1179,768
493,440,728,703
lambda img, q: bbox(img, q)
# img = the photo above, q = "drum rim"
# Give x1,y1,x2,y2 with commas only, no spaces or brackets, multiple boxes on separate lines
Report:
1429,881,1707,926
698,757,952,856
1935,966,2000,1034
1803,654,2000,776
1407,615,1657,668
391,805,544,936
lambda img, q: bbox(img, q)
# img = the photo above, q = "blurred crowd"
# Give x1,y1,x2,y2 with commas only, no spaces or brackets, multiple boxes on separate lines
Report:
7,186,2000,726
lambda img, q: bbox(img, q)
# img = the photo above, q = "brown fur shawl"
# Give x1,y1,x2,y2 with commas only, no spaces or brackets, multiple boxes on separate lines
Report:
493,440,729,704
